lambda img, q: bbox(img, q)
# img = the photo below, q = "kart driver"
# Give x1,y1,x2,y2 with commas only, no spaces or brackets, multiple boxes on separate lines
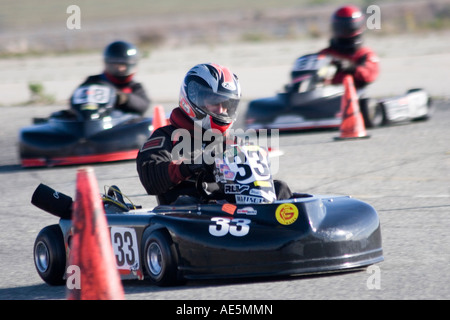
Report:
79,40,151,115
318,5,379,89
136,63,293,205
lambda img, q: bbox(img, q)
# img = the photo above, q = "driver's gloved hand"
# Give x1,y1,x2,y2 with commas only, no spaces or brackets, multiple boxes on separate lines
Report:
183,148,208,176
332,58,355,74
116,92,129,106
184,149,217,177
185,162,206,175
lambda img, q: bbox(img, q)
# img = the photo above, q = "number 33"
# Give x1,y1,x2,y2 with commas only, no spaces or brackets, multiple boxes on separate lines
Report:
209,217,251,237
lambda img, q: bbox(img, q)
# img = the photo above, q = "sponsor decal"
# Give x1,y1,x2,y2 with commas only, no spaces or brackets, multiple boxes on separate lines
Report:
275,203,299,225
254,180,272,187
224,184,250,194
236,207,257,215
220,164,236,180
221,203,237,215
236,195,264,204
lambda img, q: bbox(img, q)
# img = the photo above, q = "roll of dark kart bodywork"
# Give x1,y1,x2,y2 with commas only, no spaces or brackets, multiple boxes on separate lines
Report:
31,184,73,219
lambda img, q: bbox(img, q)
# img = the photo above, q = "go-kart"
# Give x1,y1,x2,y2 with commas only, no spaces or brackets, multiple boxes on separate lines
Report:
32,145,383,286
19,82,152,167
245,53,432,131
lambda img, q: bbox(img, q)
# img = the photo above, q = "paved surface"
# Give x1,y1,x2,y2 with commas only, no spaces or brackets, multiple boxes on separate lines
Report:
0,33,449,300
0,99,449,300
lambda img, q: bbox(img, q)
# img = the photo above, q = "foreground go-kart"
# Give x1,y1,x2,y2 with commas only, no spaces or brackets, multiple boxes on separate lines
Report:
32,145,383,286
245,54,432,131
19,82,152,167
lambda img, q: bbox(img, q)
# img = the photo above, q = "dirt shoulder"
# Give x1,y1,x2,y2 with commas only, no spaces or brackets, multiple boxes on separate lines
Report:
1,29,449,108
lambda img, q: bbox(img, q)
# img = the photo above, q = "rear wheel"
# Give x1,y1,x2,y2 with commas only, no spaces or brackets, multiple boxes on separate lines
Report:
34,224,66,286
360,98,386,128
142,230,180,286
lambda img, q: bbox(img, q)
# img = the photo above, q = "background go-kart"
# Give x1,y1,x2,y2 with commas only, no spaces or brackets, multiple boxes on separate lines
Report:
0,0,449,299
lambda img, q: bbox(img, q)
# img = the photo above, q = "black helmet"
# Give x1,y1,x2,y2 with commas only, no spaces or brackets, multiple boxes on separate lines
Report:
103,41,139,80
179,63,241,133
330,6,365,53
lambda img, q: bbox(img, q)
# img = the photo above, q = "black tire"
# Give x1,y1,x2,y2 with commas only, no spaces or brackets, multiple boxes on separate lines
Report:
142,229,180,286
360,98,386,128
33,224,66,286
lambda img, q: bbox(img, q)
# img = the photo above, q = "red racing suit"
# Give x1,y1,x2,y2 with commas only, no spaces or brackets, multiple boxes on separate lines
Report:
319,46,379,89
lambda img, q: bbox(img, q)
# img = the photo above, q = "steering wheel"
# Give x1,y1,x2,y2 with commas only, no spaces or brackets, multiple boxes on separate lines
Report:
195,170,214,203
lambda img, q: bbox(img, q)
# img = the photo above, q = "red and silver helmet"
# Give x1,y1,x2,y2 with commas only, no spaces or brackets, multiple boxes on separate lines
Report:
331,5,365,52
179,63,241,133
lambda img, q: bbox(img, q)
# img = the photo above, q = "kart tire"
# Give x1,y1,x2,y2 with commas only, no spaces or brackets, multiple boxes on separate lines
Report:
33,224,66,286
142,229,180,286
360,98,385,128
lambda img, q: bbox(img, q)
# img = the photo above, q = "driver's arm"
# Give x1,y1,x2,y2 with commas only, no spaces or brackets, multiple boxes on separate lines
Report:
115,82,150,115
136,127,200,196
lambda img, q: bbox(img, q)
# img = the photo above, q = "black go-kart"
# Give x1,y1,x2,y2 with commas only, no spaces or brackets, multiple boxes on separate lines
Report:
32,144,383,286
19,82,152,167
245,53,432,131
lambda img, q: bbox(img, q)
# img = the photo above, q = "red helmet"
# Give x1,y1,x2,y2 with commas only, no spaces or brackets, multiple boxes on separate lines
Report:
330,5,365,52
179,63,241,133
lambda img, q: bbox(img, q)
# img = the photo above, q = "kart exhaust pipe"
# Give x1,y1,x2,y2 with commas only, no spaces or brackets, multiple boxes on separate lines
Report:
31,183,73,220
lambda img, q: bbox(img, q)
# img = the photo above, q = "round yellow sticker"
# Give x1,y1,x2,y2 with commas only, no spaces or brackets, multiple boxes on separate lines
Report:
275,203,299,225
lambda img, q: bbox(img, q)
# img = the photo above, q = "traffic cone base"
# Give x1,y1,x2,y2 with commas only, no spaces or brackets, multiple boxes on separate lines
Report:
334,134,371,141
334,75,370,141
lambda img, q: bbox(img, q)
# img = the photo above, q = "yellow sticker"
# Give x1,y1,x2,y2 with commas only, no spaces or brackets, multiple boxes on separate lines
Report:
275,203,299,225
254,181,271,187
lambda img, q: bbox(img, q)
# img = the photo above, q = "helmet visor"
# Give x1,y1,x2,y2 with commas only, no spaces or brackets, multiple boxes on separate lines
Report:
187,81,240,124
105,62,137,77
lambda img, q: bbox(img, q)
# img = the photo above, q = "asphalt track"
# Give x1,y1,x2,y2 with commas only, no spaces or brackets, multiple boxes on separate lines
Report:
0,100,449,300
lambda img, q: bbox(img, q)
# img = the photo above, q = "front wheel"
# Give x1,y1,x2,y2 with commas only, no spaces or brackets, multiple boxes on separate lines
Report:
33,224,66,286
142,230,180,286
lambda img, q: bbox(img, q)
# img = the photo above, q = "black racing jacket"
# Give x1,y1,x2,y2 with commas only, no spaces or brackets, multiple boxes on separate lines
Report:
81,73,150,115
136,108,236,205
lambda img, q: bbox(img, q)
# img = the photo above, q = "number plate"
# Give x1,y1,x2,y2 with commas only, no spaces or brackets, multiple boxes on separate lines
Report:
110,227,140,274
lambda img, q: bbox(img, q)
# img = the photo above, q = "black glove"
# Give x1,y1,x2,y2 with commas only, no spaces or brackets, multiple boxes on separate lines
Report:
332,58,355,74
116,92,128,106
185,147,219,176
186,162,206,175
183,148,207,175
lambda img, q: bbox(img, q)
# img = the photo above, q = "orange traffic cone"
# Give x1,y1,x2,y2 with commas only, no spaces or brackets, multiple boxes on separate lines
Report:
66,167,124,300
334,75,370,140
152,105,168,131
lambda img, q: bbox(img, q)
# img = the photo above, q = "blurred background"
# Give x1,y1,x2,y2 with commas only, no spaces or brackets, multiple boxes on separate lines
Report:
2,0,450,54
1,0,450,107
